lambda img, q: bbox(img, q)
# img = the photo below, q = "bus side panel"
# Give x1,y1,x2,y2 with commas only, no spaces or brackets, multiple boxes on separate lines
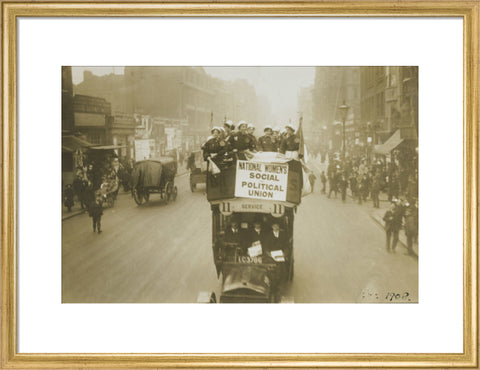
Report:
206,164,236,201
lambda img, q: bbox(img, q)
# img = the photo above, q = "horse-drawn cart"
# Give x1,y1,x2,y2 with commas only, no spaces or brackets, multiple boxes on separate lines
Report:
131,157,178,205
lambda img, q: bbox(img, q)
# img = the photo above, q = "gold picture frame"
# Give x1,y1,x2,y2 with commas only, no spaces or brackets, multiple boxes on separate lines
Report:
2,1,478,368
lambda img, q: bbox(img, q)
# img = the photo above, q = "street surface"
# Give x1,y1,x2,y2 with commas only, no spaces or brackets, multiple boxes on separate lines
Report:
62,167,418,303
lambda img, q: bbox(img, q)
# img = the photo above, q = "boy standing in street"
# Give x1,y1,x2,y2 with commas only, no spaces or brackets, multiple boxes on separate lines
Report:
89,195,103,234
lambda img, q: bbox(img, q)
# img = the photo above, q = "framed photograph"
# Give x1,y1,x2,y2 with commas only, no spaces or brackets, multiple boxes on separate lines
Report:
2,1,478,368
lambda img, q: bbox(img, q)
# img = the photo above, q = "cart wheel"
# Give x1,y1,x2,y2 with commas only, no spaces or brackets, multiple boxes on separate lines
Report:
165,182,173,203
133,187,144,205
144,191,150,203
172,186,178,201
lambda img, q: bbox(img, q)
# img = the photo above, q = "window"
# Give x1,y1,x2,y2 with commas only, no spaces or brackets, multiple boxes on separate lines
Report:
89,133,102,144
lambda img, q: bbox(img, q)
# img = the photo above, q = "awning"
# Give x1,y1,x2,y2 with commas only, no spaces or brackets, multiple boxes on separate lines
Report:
374,130,404,155
62,135,93,152
89,145,127,150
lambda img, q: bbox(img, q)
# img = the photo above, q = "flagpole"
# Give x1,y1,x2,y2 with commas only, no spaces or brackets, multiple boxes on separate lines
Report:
298,114,305,159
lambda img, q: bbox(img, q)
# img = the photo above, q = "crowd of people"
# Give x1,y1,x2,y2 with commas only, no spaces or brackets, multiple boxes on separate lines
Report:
63,153,136,234
319,153,418,255
201,120,302,165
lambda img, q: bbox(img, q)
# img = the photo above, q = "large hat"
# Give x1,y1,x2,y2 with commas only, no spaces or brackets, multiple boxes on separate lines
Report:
285,124,296,132
247,123,255,129
264,125,273,132
224,120,234,129
273,126,280,132
238,120,248,129
211,126,221,134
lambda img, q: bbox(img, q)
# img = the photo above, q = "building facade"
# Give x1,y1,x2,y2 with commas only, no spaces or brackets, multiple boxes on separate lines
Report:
73,94,113,145
312,67,361,153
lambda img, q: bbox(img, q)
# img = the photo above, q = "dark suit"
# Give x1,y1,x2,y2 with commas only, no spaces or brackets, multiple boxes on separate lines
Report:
88,200,103,232
248,228,266,246
224,227,246,246
264,230,289,282
264,230,288,254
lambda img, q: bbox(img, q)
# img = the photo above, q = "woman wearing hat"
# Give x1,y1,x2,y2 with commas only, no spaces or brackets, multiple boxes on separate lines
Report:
202,127,223,161
228,120,254,156
258,125,279,152
280,124,300,159
246,123,258,151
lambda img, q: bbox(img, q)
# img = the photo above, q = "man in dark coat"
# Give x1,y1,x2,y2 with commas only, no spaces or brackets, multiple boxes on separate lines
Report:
264,223,288,255
404,201,418,255
72,174,84,204
371,173,382,208
383,201,403,252
224,219,248,244
248,220,267,248
63,184,74,212
264,222,289,281
320,171,327,194
88,196,103,233
338,172,348,202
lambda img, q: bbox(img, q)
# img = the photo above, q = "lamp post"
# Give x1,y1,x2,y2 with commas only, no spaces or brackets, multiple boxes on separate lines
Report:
338,101,350,161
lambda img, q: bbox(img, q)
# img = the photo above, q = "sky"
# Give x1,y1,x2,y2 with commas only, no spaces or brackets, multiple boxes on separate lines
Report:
72,66,315,122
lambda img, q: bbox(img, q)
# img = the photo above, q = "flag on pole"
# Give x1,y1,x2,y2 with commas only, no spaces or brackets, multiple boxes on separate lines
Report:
298,115,305,158
210,111,214,130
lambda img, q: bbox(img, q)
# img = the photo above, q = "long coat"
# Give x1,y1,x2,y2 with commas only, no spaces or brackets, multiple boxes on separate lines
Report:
263,230,288,254
88,201,103,219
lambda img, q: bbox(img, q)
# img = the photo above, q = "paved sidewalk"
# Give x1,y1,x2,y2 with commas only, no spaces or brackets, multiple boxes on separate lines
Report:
308,156,418,257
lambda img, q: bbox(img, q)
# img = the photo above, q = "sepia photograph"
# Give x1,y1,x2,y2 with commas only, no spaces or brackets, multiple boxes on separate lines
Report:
61,66,418,304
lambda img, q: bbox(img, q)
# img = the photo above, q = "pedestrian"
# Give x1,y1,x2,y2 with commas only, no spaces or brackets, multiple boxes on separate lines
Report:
383,200,403,253
383,202,396,253
187,152,196,172
63,184,74,212
388,172,399,201
356,173,363,204
361,173,371,202
88,195,103,233
349,171,358,199
320,171,327,194
307,170,317,192
72,172,84,203
371,173,381,208
403,201,418,255
339,172,348,202
328,170,337,199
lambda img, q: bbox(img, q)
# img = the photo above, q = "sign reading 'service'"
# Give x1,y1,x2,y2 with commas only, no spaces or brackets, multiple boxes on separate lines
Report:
235,160,289,201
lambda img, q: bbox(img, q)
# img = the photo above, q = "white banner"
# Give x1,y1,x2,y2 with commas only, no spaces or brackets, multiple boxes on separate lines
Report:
134,139,155,161
234,160,288,201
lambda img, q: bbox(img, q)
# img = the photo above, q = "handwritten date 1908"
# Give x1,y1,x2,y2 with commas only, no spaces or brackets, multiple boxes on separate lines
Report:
385,292,411,302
